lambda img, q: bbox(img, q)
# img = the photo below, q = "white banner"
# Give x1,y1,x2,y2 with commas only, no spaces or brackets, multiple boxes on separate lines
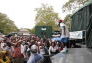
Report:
70,31,83,39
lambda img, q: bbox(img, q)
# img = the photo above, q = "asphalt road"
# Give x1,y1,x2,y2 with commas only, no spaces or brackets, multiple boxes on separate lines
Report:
51,48,92,63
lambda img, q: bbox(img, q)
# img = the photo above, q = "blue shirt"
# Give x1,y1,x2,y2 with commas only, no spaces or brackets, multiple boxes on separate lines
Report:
27,53,44,63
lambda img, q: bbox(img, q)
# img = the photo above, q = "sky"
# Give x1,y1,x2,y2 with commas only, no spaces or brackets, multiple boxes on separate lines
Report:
0,0,68,29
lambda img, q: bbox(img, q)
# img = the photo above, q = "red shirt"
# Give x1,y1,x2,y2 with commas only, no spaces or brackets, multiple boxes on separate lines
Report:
13,47,23,58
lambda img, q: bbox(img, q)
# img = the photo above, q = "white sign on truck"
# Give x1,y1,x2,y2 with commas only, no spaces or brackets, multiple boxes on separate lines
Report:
70,31,83,39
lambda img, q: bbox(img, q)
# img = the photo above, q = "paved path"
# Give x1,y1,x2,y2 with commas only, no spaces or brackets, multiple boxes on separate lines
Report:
51,48,92,63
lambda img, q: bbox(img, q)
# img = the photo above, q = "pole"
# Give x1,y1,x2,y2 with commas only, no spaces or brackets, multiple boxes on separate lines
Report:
85,30,87,48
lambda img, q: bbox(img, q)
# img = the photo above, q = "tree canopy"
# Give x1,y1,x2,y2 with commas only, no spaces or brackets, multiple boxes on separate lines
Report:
0,13,18,34
64,14,72,31
35,4,60,31
62,0,89,12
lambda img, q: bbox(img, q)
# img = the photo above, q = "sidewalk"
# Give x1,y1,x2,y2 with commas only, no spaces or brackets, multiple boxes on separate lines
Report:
51,48,92,63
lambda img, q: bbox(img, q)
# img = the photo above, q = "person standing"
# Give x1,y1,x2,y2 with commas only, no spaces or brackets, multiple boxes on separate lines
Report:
49,42,59,56
13,42,24,63
27,44,44,63
58,20,70,52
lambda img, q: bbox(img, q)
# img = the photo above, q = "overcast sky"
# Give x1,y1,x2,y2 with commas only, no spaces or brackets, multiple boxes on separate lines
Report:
0,0,68,29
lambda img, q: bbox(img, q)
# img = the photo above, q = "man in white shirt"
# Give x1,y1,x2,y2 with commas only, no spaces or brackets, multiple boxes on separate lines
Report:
58,20,70,52
59,20,70,38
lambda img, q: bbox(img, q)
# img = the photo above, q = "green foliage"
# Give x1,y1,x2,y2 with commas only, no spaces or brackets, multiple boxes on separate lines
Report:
64,14,72,31
35,4,60,31
30,28,35,34
63,0,89,12
0,13,18,34
36,21,46,26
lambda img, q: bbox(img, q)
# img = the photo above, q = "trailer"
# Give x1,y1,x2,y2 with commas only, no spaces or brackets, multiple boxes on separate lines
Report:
71,2,92,48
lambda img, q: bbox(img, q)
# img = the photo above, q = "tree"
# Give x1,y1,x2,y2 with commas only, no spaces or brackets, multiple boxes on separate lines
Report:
35,4,60,31
64,14,72,31
0,13,18,34
62,0,89,12
30,28,35,34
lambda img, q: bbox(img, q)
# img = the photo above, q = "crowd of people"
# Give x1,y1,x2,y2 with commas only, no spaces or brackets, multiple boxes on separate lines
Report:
0,35,67,63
